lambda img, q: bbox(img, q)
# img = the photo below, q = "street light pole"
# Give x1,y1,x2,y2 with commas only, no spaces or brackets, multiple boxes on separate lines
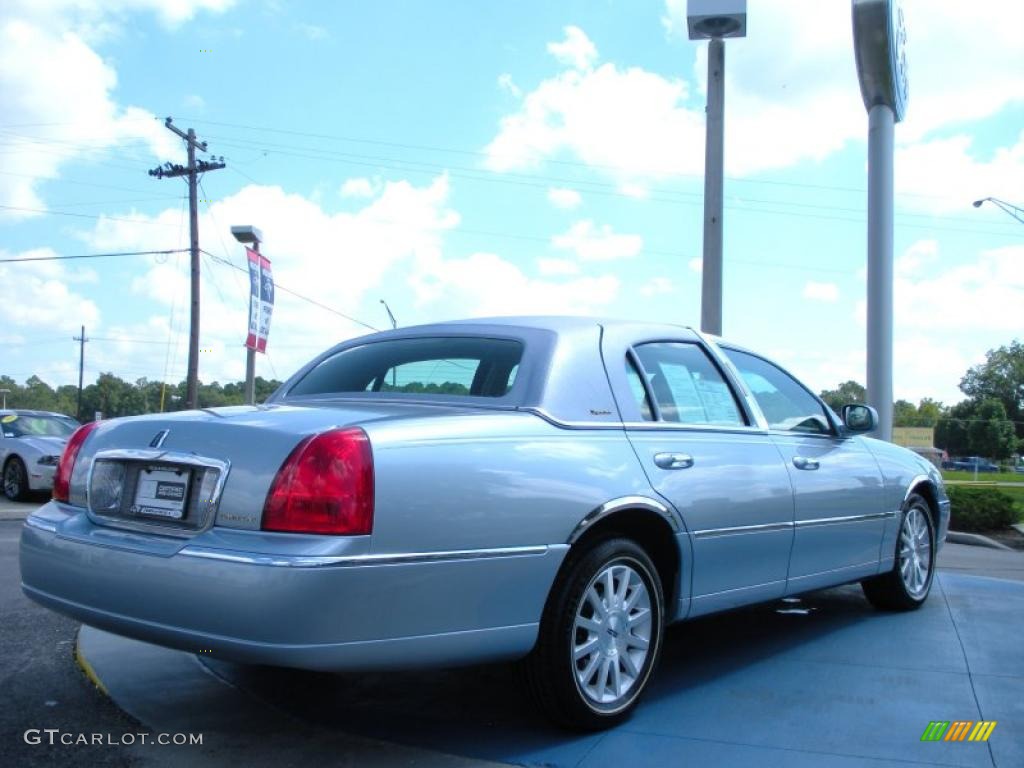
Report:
700,37,725,337
686,1,747,338
972,197,1024,225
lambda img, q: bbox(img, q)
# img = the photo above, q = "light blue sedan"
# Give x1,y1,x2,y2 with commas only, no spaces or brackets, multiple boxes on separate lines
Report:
20,318,949,729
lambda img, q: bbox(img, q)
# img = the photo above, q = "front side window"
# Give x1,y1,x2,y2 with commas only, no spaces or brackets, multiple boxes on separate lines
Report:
288,337,523,399
723,348,832,435
632,343,745,426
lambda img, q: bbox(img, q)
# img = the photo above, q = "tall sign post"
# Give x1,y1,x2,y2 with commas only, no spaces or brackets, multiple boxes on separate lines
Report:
231,225,270,405
687,0,747,337
852,0,908,442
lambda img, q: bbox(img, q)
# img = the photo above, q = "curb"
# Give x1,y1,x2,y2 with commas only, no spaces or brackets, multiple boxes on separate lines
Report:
946,530,1013,551
73,627,110,696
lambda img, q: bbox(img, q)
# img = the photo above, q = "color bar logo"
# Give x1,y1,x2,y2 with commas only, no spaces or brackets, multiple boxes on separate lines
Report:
921,721,997,742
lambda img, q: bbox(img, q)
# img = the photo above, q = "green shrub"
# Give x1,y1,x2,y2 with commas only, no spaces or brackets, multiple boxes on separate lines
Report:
946,486,1019,532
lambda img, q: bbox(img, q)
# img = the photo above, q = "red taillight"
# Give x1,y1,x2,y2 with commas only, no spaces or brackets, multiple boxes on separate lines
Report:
53,421,100,503
261,427,374,535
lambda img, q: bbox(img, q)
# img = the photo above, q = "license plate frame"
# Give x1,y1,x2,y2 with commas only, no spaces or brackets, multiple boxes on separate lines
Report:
131,465,191,520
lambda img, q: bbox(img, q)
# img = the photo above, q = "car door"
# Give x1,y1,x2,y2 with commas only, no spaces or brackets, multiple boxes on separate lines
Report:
605,333,796,617
720,347,888,594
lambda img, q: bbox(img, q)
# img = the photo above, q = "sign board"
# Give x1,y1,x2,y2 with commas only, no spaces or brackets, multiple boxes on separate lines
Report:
244,247,274,353
852,0,909,121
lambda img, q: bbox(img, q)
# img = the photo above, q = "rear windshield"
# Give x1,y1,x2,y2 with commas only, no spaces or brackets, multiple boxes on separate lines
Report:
287,337,524,399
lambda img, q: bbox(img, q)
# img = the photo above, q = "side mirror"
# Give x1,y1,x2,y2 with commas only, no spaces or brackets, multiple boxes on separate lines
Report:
841,404,877,433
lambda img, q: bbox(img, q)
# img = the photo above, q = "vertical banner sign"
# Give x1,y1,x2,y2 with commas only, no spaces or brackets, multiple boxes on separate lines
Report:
245,247,260,350
256,254,274,353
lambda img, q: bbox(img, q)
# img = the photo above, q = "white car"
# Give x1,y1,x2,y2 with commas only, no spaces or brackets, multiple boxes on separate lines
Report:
1,410,80,500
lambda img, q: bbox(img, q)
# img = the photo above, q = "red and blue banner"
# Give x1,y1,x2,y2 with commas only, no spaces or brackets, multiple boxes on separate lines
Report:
244,247,274,353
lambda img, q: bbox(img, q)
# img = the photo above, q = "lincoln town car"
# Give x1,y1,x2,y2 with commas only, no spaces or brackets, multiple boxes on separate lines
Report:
20,317,950,729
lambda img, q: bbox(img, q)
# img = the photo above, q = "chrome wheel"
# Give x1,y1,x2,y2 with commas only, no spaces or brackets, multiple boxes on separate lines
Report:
572,562,652,708
899,506,932,598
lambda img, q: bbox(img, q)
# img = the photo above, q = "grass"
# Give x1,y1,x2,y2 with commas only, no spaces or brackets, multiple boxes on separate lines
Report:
941,470,1024,484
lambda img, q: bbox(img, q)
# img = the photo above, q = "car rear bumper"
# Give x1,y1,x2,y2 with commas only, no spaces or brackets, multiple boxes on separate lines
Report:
20,502,566,671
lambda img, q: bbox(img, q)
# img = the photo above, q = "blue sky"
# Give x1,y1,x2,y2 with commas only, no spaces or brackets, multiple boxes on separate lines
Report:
1,0,1021,405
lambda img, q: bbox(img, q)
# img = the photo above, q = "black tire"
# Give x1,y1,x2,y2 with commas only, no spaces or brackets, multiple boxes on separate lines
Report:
862,493,936,611
3,457,29,502
525,537,664,730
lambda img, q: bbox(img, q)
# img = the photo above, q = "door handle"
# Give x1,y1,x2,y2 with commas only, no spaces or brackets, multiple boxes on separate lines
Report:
654,452,694,470
792,456,820,471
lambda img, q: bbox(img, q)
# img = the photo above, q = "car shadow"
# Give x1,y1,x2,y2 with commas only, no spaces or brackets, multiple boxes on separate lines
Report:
203,584,881,765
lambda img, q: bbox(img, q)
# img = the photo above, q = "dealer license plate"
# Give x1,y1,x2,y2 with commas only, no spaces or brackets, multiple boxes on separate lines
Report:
131,466,190,520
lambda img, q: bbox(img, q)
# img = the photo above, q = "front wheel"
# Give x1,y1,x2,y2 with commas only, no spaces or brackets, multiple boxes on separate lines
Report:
525,537,664,730
3,458,29,501
862,493,935,611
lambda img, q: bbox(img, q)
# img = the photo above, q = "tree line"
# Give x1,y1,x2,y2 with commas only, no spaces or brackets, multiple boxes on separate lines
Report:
819,340,1022,460
0,373,283,421
2,340,1020,459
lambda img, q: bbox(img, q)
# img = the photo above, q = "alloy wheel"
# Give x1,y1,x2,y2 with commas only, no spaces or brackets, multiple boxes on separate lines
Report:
571,562,653,708
899,505,932,598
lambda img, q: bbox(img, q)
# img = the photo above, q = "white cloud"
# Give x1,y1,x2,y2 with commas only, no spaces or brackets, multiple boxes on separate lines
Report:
409,252,619,317
0,249,101,333
891,241,1024,334
295,22,327,41
547,26,597,71
497,73,522,99
0,1,235,218
618,183,649,200
340,177,378,198
484,60,703,175
687,257,702,273
547,187,582,210
83,175,461,380
802,281,839,303
640,277,674,297
536,258,580,276
552,220,643,262
183,93,206,110
896,132,1024,214
489,5,1024,181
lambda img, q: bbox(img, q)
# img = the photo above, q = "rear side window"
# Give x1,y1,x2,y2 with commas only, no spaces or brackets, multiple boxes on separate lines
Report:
633,343,745,426
288,337,523,399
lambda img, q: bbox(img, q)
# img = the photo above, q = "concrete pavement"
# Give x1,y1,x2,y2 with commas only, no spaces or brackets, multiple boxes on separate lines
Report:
73,544,1024,767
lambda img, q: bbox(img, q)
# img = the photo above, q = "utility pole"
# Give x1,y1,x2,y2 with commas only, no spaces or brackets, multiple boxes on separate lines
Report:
148,118,225,409
74,325,87,421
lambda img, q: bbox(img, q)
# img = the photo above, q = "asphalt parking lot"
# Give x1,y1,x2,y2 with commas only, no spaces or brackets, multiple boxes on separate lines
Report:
3,500,1023,767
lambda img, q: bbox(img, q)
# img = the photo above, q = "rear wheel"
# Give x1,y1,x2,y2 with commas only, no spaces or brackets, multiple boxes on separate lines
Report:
525,537,664,730
3,457,29,501
862,493,935,611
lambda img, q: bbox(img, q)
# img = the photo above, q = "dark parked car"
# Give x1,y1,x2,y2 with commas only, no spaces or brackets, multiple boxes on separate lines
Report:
947,456,999,473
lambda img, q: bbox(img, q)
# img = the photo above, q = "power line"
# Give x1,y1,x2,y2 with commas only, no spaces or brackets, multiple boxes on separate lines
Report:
0,248,190,263
0,204,181,227
201,249,379,331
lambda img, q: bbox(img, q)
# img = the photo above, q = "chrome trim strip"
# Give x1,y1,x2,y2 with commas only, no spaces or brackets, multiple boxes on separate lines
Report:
24,515,58,533
692,510,898,538
86,449,231,537
568,495,681,544
693,521,794,538
904,474,931,504
794,511,897,528
178,544,552,568
523,406,767,434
